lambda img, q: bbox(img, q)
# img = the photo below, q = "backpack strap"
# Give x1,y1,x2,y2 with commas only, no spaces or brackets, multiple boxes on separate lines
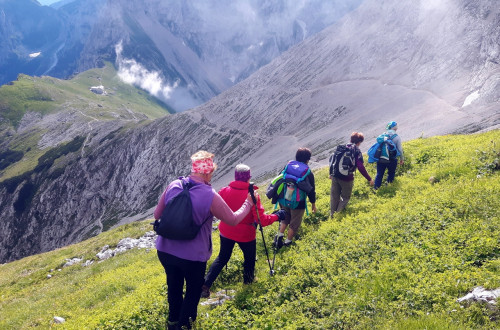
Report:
296,168,311,183
182,178,211,226
388,133,397,140
282,164,289,180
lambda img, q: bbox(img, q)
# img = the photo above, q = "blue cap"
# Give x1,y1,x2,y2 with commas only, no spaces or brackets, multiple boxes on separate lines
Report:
386,121,397,130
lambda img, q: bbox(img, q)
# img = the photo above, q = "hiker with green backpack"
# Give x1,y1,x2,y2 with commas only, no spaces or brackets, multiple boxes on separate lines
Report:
329,132,374,216
272,147,317,249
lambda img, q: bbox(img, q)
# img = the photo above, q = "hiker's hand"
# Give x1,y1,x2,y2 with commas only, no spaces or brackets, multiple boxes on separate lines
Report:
274,209,287,221
311,203,317,213
400,160,404,165
369,179,374,186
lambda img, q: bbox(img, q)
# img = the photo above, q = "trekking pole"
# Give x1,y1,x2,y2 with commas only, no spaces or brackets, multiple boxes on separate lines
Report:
270,219,281,272
248,182,275,276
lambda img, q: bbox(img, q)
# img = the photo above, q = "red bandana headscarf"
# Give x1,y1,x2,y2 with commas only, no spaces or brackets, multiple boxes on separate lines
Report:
191,157,215,174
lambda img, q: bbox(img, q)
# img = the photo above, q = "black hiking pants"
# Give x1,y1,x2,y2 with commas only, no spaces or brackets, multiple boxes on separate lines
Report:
375,159,398,189
157,251,206,329
204,235,256,288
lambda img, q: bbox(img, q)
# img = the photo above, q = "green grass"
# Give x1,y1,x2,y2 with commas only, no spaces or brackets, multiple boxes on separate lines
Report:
0,130,498,329
0,62,172,182
0,62,171,128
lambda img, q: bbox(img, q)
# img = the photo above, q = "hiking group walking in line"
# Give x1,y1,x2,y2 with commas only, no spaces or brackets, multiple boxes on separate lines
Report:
153,121,403,329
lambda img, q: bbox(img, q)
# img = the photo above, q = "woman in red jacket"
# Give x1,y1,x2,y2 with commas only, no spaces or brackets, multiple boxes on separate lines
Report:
201,164,285,298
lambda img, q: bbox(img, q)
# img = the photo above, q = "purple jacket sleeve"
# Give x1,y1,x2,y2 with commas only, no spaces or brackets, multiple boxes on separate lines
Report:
356,158,372,181
210,193,252,226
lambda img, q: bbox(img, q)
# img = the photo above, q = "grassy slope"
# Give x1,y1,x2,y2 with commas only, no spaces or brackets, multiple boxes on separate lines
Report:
0,130,498,329
0,62,171,181
0,62,171,127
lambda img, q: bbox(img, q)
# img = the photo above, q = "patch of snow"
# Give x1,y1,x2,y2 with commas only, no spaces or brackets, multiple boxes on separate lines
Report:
462,90,480,107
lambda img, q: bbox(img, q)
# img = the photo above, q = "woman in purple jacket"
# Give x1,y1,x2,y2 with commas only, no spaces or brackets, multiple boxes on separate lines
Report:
154,150,254,329
330,132,374,216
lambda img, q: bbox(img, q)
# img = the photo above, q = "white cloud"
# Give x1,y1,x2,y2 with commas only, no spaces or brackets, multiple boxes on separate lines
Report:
115,42,178,102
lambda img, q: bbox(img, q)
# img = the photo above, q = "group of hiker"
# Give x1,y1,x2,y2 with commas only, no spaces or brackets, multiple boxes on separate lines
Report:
153,121,404,329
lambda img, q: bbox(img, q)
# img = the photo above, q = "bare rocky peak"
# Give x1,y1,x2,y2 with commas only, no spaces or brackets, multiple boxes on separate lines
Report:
190,0,500,184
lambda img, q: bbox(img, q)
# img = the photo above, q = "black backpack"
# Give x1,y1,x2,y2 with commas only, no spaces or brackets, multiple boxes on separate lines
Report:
153,179,211,240
329,144,357,179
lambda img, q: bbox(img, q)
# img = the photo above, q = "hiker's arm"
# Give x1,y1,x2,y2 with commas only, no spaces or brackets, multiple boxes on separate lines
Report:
153,190,167,219
394,136,404,161
307,173,317,203
356,158,372,182
153,182,176,219
211,192,253,226
308,173,317,212
253,195,278,226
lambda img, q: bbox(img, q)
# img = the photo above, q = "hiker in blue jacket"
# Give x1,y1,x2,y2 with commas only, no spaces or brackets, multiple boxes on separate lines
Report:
374,121,404,189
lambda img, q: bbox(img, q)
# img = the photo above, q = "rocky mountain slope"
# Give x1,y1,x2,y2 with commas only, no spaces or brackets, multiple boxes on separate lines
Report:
1,0,499,263
0,0,360,111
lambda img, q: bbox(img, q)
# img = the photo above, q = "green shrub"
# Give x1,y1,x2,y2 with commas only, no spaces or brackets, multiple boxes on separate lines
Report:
1,130,499,329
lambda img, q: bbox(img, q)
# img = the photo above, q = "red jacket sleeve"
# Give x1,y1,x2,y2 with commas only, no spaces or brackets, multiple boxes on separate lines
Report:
251,194,278,227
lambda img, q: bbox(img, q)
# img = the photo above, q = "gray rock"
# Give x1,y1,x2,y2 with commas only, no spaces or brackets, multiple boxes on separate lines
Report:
457,286,500,305
53,316,65,324
63,257,82,267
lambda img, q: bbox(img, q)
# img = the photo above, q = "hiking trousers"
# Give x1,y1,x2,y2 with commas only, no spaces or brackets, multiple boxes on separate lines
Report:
157,251,206,329
330,176,354,215
374,159,398,189
204,235,257,288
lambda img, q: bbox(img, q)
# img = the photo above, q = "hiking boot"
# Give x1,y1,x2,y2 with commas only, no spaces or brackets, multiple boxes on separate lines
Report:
283,240,293,247
166,320,179,330
201,285,210,298
273,235,283,249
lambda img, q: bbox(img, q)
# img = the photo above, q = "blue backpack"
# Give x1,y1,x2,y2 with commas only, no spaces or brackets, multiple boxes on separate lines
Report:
368,133,400,163
273,161,311,210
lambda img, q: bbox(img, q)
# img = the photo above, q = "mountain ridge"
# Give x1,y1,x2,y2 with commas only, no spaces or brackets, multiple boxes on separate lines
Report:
0,0,360,111
0,0,498,263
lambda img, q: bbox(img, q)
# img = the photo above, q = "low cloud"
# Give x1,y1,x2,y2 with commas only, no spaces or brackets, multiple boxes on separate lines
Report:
115,42,179,106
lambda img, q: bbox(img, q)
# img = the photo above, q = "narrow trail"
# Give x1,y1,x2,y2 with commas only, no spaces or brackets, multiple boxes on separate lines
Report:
78,111,99,158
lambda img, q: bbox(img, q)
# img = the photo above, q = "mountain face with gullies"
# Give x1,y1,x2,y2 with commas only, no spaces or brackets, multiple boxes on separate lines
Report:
0,0,361,111
0,0,499,263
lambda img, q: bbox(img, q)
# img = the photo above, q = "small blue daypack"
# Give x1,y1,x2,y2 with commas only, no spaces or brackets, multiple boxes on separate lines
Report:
368,133,400,163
